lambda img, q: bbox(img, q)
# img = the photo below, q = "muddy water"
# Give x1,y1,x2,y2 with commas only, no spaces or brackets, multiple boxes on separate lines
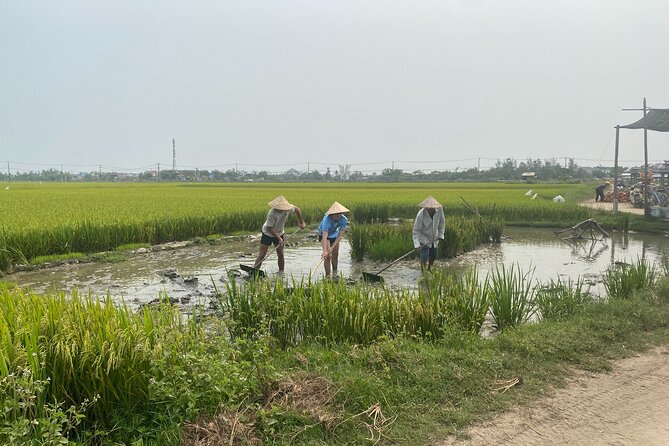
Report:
446,227,669,297
4,228,669,312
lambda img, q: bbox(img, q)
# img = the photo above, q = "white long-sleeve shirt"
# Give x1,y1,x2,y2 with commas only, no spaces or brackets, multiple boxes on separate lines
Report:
412,207,445,248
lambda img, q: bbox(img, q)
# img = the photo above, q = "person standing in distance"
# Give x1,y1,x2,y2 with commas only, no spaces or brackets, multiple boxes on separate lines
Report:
317,201,350,278
253,196,306,273
412,196,445,271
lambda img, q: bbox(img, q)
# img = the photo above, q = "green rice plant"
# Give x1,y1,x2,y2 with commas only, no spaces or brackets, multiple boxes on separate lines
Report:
347,224,369,260
487,263,537,330
440,226,460,258
0,283,260,442
368,235,413,261
353,217,502,262
0,181,613,271
604,258,657,300
535,277,592,321
475,217,505,243
660,254,669,277
420,269,489,333
350,203,390,223
0,285,175,424
222,276,448,345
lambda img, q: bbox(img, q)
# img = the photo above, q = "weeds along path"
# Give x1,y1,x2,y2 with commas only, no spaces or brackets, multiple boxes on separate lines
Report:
439,346,669,446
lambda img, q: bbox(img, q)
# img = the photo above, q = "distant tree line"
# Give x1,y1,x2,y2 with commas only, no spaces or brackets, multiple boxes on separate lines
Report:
0,159,616,183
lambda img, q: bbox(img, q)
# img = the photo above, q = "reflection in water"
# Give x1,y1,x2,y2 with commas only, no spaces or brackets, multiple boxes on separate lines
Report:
4,227,669,308
448,227,669,298
563,239,608,262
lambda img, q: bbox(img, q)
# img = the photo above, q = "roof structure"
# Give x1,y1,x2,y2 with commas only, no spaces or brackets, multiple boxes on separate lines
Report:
619,108,669,132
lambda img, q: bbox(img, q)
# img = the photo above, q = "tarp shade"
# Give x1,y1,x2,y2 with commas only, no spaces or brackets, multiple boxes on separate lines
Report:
619,108,669,132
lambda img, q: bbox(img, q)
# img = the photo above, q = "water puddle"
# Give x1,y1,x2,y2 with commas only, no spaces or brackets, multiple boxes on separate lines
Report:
4,227,668,312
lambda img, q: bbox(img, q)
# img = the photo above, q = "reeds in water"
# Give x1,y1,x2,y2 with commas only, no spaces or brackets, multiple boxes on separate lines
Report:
535,277,592,320
604,258,657,300
487,264,537,330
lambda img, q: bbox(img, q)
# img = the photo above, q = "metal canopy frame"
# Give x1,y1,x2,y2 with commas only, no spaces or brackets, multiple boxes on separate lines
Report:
613,98,669,215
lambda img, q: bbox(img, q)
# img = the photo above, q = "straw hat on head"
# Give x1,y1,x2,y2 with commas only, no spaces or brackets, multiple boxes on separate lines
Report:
419,196,442,208
268,196,294,211
326,201,350,215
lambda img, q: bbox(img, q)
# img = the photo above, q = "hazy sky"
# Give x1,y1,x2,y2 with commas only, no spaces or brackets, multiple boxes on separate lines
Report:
1,0,668,174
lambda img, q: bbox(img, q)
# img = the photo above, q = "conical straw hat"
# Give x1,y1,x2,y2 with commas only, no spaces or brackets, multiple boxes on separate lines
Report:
419,196,442,208
268,196,294,211
326,201,350,215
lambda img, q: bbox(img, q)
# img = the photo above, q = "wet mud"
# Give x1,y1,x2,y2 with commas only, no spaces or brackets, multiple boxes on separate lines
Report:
4,227,669,313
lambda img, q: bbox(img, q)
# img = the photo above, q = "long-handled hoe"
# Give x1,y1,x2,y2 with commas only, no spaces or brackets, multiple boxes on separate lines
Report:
361,249,415,283
240,227,303,278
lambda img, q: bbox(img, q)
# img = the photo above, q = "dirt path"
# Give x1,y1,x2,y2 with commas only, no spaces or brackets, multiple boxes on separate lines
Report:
439,346,669,445
579,197,646,215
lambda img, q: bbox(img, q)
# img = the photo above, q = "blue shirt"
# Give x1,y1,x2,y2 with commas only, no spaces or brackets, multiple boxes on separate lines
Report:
317,214,348,239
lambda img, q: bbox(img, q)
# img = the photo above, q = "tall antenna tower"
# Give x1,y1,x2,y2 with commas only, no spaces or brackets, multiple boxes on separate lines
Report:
172,138,176,171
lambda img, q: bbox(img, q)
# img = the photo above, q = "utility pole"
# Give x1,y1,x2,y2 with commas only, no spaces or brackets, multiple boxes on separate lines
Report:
157,162,160,181
99,165,102,179
61,165,64,182
6,161,10,180
477,158,480,170
172,138,176,171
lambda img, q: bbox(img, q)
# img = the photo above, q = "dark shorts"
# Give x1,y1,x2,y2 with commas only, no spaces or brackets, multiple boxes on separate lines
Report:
260,233,284,246
418,245,438,262
318,235,337,246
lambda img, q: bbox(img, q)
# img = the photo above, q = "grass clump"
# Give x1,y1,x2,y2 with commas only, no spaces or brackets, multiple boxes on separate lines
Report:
535,277,592,321
604,258,657,300
114,242,151,251
30,252,86,265
487,263,537,330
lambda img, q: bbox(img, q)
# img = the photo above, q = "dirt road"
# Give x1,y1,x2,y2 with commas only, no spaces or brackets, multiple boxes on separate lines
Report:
579,197,646,215
440,346,669,445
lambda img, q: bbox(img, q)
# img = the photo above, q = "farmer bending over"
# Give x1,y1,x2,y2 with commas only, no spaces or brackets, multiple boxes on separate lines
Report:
595,183,607,202
317,201,350,278
253,196,305,273
412,196,445,272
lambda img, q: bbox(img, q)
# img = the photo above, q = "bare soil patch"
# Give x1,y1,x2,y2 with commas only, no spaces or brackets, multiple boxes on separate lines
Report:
439,346,669,446
579,198,645,215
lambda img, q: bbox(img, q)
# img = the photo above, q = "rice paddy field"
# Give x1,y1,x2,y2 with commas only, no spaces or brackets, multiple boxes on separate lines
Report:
2,181,669,445
0,181,607,270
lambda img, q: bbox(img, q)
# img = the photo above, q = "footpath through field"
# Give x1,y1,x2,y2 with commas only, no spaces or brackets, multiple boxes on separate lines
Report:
579,197,645,215
439,346,669,445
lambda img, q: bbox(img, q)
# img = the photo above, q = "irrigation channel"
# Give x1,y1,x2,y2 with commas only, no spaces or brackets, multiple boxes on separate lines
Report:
4,227,669,314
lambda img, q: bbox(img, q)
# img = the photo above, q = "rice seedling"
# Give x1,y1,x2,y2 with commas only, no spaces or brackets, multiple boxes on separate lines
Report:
535,277,592,320
487,263,537,330
604,258,657,300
